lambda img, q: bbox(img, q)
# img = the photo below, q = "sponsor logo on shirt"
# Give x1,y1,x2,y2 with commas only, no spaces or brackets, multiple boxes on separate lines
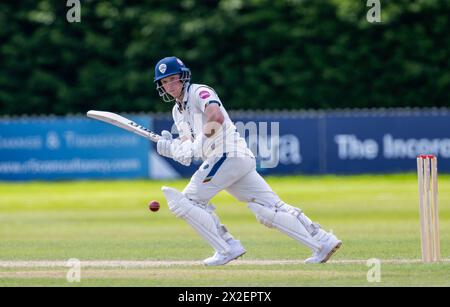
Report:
199,90,211,100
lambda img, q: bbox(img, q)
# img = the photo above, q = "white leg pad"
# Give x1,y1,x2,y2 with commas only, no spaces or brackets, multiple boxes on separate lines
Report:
162,186,230,254
248,202,321,251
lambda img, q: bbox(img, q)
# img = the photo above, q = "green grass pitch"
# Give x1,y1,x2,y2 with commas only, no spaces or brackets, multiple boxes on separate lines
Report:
0,174,449,286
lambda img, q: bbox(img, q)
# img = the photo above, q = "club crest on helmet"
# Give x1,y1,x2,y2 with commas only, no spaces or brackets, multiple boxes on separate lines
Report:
159,64,167,74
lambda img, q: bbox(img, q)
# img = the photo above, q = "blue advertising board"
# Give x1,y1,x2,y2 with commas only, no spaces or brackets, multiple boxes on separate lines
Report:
1,109,449,181
152,113,322,177
152,109,450,177
324,110,450,174
0,115,151,180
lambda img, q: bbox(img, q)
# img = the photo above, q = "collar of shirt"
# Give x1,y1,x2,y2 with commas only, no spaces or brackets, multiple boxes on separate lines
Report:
177,83,191,113
182,83,191,104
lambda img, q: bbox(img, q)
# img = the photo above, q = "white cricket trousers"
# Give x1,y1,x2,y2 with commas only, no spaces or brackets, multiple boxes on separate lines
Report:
183,154,281,207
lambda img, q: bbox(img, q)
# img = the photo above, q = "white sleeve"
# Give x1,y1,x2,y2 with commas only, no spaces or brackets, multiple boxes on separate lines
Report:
193,86,222,113
172,106,192,141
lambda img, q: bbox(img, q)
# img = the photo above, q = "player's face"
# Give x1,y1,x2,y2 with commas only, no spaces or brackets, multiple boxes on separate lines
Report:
161,74,183,99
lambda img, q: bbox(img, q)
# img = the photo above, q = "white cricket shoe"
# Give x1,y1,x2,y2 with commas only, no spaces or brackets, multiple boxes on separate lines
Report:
203,240,246,266
304,230,342,264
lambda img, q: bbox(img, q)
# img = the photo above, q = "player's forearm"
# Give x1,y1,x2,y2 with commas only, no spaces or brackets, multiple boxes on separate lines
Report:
204,105,224,137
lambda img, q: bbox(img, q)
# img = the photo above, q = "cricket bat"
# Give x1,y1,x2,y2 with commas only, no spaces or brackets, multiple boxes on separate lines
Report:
87,110,161,142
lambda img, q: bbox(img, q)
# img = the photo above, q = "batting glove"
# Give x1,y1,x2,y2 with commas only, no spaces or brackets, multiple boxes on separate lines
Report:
172,140,193,166
157,130,174,158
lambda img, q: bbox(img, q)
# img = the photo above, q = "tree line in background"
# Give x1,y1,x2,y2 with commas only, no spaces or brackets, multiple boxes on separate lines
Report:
0,0,449,115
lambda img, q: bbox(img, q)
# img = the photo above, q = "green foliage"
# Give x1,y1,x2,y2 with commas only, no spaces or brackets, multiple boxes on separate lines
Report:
0,0,449,115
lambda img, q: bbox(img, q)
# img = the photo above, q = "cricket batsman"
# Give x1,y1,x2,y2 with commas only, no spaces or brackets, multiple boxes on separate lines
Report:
154,56,342,266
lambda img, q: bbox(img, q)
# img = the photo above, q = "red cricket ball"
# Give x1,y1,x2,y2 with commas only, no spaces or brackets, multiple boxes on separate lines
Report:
149,200,160,212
